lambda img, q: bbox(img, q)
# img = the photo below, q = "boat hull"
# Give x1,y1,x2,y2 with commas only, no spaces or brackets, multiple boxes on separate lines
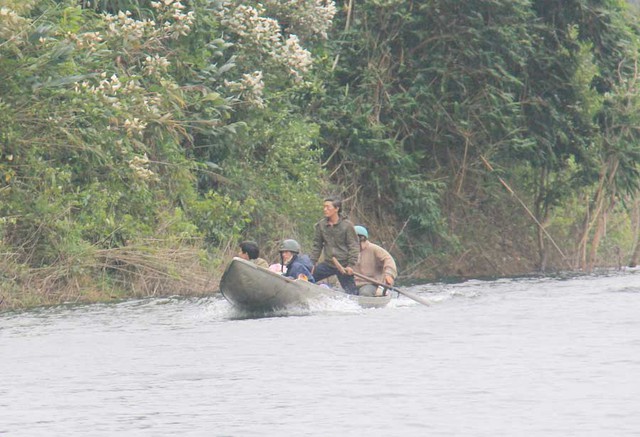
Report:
220,258,391,311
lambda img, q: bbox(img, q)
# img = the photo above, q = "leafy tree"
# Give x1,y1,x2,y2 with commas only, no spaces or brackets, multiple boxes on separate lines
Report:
0,0,337,307
319,0,536,261
321,0,640,273
523,0,640,270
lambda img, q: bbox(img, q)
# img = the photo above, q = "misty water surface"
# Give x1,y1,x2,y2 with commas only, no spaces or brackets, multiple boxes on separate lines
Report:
1,269,639,436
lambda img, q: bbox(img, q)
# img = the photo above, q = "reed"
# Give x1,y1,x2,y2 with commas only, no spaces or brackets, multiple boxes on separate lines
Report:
0,240,226,312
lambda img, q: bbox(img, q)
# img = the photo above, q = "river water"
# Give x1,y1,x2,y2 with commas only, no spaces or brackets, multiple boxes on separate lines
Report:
1,269,639,436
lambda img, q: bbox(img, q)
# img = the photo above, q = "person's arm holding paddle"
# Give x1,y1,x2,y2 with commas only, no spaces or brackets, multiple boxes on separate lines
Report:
349,225,397,296
332,230,430,306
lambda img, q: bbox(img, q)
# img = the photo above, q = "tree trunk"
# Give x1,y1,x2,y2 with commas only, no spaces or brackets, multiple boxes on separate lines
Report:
587,198,616,271
630,240,640,268
534,167,548,271
577,185,602,271
577,157,618,272
630,198,640,267
580,196,588,270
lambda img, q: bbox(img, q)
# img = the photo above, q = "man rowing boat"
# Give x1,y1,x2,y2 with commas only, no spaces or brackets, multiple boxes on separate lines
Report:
353,225,397,296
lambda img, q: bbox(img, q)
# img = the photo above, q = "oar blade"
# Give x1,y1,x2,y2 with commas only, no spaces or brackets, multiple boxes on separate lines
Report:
334,256,430,306
393,288,431,306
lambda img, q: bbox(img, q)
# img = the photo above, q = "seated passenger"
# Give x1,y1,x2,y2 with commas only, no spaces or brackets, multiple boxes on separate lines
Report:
238,241,269,268
278,239,315,282
268,263,287,274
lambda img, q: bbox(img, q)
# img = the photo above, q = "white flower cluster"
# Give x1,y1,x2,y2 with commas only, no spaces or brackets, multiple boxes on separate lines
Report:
283,35,312,79
128,153,157,181
66,31,103,52
143,54,171,76
0,7,30,42
225,71,265,108
150,0,195,39
219,5,280,48
74,73,143,110
101,1,194,46
216,3,313,81
101,73,142,95
263,0,336,40
142,92,164,115
124,117,147,137
103,10,157,42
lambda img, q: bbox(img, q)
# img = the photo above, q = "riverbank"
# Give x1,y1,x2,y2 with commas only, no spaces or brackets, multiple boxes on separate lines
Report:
0,239,625,313
0,244,226,312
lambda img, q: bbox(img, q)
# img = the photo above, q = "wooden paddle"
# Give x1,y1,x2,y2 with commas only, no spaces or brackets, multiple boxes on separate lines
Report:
332,257,430,306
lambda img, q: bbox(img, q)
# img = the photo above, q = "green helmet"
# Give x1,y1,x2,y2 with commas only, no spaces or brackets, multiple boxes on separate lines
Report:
354,225,368,239
279,239,301,253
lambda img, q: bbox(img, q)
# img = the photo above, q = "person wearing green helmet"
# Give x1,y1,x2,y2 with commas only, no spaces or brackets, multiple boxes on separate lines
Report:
279,239,315,282
353,225,397,296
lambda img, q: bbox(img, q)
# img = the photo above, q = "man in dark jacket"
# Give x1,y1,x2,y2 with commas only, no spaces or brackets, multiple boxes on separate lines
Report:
279,239,315,282
309,196,359,294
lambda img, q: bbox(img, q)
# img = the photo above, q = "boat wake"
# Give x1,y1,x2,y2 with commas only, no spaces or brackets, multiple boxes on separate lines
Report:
199,292,402,320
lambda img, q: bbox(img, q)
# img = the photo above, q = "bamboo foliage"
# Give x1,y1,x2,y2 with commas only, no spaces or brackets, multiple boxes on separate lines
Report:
577,55,640,270
322,0,640,270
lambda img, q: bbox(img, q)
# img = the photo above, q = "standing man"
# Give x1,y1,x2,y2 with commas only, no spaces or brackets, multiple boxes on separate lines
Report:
353,225,397,296
309,196,360,295
238,241,269,268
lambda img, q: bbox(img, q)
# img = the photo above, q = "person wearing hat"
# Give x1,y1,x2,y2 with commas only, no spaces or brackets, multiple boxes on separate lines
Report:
353,225,397,296
279,239,315,282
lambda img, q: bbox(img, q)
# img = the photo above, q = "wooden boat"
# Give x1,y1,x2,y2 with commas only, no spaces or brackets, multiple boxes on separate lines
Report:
220,257,391,311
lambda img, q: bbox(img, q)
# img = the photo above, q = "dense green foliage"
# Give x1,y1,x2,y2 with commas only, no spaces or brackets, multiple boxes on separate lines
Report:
320,0,640,272
1,0,640,309
0,0,329,306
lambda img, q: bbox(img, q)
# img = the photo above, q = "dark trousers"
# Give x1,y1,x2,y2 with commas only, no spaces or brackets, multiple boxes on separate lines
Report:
313,262,359,295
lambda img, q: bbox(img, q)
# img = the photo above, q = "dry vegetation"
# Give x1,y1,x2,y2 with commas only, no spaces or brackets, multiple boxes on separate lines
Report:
0,242,230,311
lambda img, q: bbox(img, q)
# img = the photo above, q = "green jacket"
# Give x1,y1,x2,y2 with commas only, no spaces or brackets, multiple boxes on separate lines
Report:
310,215,360,268
250,257,270,269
